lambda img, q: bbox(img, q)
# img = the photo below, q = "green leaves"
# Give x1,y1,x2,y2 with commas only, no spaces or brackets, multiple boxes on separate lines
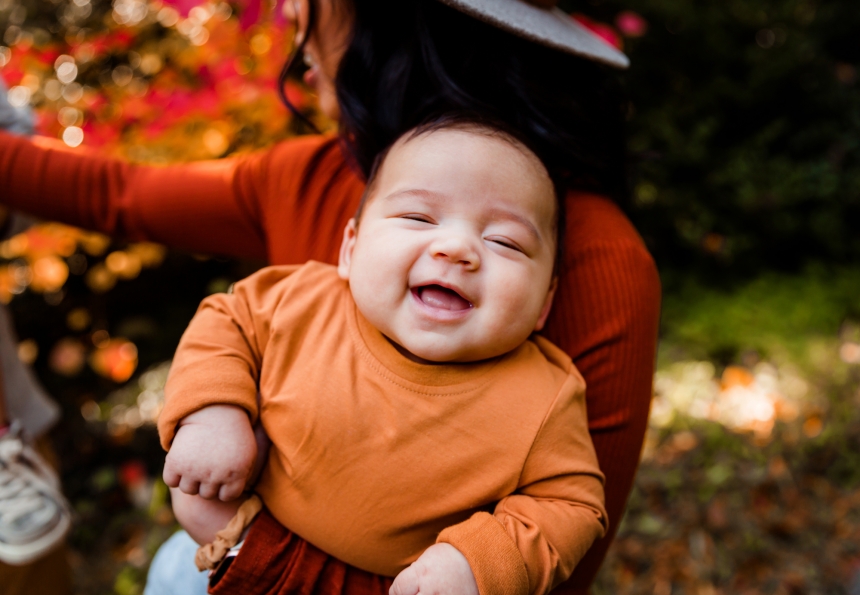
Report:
604,0,860,277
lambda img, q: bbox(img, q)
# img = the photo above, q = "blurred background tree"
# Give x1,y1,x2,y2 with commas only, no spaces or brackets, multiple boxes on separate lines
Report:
1,0,859,593
567,0,860,281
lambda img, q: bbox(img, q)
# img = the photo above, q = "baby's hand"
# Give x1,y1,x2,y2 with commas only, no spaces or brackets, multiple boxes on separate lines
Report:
390,543,479,595
163,405,257,501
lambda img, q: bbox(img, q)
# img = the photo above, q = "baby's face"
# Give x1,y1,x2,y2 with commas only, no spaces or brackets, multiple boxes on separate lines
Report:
338,128,558,363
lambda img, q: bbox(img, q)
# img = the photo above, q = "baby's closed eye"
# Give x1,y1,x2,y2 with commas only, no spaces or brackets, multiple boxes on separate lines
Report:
399,214,436,224
485,236,524,253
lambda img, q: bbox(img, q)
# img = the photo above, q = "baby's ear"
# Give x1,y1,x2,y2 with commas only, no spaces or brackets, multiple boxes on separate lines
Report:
337,219,358,280
533,277,558,332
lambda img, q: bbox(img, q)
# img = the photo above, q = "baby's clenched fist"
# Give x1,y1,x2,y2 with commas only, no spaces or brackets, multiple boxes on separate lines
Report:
163,404,257,501
390,543,479,595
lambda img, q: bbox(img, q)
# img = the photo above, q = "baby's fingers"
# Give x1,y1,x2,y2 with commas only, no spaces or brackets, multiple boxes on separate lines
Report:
389,566,420,595
162,466,181,488
218,480,245,502
178,476,201,495
197,481,221,500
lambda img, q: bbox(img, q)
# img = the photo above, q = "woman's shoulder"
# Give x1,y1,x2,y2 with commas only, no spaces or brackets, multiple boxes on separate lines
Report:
564,191,651,256
560,191,661,315
264,134,361,184
247,133,365,214
564,191,658,279
266,132,341,161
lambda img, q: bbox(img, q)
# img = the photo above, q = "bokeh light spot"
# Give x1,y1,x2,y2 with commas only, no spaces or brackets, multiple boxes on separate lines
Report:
67,307,92,331
17,339,38,365
49,337,86,376
63,126,85,147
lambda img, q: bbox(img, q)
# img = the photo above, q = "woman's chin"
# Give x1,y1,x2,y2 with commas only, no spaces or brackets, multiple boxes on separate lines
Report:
319,93,340,122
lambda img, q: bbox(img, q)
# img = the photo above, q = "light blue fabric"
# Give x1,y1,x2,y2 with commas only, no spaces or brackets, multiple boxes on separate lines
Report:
0,76,35,136
144,530,210,595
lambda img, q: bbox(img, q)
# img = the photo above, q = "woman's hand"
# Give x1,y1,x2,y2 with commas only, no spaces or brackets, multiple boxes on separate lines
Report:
390,543,479,595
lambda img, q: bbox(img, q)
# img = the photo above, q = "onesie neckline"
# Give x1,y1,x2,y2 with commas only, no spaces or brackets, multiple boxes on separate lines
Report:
344,289,503,392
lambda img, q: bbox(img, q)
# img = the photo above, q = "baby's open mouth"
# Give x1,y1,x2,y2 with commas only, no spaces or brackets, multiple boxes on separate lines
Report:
413,285,473,311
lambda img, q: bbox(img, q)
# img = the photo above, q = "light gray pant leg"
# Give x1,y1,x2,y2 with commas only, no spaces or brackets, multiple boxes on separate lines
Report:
0,75,58,438
0,75,35,135
0,305,61,437
144,531,210,595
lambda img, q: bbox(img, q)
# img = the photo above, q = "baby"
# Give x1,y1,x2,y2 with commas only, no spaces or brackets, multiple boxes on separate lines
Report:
158,114,607,595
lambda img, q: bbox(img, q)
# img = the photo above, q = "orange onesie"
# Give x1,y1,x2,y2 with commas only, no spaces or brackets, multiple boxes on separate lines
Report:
158,262,608,595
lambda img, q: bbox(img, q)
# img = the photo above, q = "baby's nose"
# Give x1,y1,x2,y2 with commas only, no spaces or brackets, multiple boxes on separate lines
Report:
430,235,480,270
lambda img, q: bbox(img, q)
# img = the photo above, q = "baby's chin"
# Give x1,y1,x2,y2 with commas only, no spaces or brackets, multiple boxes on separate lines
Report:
390,335,513,365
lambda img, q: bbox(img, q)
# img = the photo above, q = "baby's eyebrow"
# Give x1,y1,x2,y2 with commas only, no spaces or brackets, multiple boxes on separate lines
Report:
383,188,441,202
485,207,543,244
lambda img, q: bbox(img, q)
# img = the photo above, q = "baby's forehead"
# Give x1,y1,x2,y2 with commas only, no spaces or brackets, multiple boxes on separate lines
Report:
393,126,545,174
383,127,554,204
356,123,558,236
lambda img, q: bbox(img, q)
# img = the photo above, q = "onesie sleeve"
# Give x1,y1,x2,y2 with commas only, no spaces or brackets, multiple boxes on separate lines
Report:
437,373,606,595
157,266,300,449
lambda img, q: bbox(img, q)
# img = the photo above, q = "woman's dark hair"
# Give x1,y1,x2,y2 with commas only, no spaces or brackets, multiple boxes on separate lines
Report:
279,0,628,203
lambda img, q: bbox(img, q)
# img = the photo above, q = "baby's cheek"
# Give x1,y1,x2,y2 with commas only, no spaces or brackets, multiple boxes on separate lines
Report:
476,308,527,357
503,291,544,334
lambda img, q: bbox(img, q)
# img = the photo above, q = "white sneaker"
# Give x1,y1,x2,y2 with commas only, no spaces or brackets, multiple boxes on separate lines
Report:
0,422,71,565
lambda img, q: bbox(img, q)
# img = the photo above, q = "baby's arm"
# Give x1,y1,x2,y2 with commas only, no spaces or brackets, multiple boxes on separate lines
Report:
435,374,607,595
157,269,295,543
158,268,299,454
163,404,258,545
164,406,273,545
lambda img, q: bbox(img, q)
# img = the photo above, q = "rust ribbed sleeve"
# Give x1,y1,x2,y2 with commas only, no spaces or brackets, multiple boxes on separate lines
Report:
159,262,607,593
541,195,661,593
0,131,660,591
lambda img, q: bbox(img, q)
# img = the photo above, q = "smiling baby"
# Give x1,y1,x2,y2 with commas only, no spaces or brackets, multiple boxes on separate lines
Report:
157,114,607,595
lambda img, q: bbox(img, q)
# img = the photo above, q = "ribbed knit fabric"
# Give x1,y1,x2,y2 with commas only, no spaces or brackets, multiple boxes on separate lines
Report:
541,194,661,592
208,507,394,595
0,131,661,592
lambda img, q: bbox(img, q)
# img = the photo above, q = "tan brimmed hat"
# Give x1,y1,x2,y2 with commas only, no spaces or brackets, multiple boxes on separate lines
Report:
436,0,629,69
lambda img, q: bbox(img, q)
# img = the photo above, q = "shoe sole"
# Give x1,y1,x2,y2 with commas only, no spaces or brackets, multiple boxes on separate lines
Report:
0,510,71,566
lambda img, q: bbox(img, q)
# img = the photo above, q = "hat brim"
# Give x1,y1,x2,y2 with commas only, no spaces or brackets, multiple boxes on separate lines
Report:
436,0,629,69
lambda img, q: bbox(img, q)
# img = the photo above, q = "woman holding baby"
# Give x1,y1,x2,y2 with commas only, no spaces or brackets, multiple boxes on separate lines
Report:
0,0,660,593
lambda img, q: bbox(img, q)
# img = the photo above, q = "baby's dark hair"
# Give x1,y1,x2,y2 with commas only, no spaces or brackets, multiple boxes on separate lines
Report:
354,112,567,272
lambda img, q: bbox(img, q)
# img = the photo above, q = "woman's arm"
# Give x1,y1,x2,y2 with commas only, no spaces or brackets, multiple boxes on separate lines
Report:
544,193,661,594
0,132,350,261
0,131,268,259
